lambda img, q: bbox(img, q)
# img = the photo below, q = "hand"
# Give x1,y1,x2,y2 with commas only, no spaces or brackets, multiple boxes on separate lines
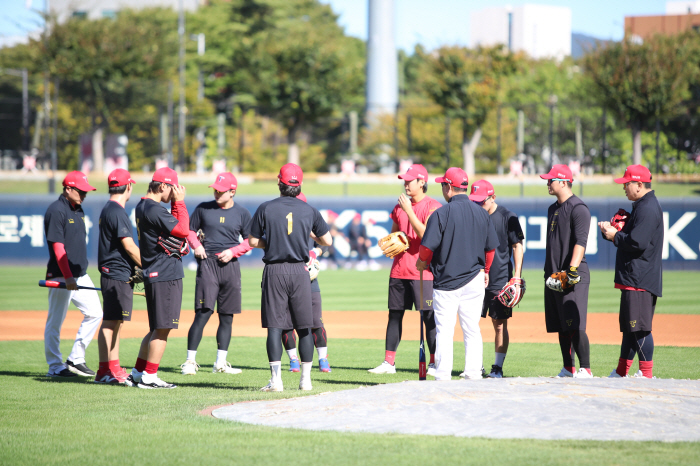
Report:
217,249,234,263
171,184,186,202
194,245,207,260
64,277,78,291
398,193,412,213
416,258,428,272
598,221,617,241
484,271,489,288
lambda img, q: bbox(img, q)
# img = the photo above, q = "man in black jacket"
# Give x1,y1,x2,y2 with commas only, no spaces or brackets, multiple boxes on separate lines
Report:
599,165,663,379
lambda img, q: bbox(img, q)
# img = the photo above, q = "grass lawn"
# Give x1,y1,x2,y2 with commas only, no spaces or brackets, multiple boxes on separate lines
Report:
2,179,699,198
2,266,698,315
1,336,699,465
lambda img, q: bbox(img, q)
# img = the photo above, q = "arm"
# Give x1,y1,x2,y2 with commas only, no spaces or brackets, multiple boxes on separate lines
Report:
248,235,266,249
613,210,655,253
218,238,254,263
484,248,495,288
398,194,428,238
50,242,77,290
120,237,141,268
416,245,433,272
187,230,206,259
511,242,523,279
169,200,190,238
570,244,585,268
316,231,332,247
391,221,399,233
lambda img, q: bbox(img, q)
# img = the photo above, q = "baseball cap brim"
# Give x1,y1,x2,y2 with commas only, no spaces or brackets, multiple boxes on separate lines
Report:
208,182,235,191
613,176,630,184
434,176,447,183
468,193,489,202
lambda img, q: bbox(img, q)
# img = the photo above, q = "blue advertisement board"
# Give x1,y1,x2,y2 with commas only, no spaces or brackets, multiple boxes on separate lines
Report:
1,194,698,270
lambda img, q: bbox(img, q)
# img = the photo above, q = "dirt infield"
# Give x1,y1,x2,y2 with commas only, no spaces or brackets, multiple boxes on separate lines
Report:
0,310,697,346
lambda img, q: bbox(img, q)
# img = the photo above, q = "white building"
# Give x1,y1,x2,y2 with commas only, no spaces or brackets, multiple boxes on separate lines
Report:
471,4,571,60
49,0,201,23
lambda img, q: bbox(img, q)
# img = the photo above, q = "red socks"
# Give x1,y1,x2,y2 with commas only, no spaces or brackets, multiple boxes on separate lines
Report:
616,358,633,377
565,366,575,375
639,360,654,378
98,362,109,373
385,351,396,366
144,362,159,375
135,358,147,373
430,354,435,364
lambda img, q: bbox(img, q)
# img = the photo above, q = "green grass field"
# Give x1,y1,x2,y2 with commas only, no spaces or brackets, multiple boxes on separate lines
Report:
1,266,700,465
2,179,700,197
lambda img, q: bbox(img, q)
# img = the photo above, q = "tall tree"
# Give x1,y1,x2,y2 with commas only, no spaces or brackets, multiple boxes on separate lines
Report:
422,45,519,175
584,34,697,165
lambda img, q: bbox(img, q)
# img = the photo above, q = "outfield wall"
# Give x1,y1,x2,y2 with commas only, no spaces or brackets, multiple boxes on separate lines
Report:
1,194,698,271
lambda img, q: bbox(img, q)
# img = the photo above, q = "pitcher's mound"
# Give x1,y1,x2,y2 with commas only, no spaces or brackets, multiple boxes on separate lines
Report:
212,378,700,441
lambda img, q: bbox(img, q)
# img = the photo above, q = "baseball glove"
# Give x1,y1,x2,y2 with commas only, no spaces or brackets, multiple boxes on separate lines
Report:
196,228,205,242
545,266,580,292
157,235,190,259
610,209,630,232
308,258,321,282
128,266,144,284
496,277,526,307
378,231,410,259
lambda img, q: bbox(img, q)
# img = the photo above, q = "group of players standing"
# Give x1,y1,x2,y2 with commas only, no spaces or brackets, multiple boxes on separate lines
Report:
41,160,663,389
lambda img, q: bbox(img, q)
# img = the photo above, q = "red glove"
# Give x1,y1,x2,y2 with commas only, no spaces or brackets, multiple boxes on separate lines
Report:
610,209,630,232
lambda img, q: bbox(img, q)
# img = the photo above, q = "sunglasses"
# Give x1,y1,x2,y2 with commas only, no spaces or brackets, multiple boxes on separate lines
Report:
473,196,492,206
214,189,231,195
547,178,567,185
69,187,86,196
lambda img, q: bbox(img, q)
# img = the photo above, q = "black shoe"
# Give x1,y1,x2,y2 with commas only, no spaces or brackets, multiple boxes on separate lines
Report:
488,364,504,378
47,368,78,378
125,374,139,387
66,360,95,377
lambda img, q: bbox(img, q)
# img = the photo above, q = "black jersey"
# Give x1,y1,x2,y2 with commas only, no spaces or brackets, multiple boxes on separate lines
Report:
544,195,590,283
487,205,524,292
98,200,136,281
249,196,329,264
135,198,184,284
189,200,252,256
44,195,88,279
421,195,499,291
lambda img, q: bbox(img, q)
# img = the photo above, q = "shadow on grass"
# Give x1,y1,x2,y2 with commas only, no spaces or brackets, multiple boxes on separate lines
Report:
316,379,381,386
158,365,266,374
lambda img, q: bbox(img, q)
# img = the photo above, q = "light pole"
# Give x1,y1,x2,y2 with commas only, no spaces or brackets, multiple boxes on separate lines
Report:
178,0,186,171
190,33,205,101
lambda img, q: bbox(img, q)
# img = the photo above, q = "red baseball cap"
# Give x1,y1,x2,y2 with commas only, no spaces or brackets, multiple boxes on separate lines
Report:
297,192,307,203
614,164,652,184
540,164,573,182
468,180,495,202
62,171,96,191
398,164,428,182
278,163,303,186
107,168,135,188
435,167,469,188
209,172,237,191
152,167,179,185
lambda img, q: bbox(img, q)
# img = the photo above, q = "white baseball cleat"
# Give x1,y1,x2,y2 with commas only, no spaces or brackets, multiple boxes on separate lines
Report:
212,361,242,374
427,363,436,376
608,369,627,378
368,361,396,374
633,370,657,379
299,377,313,391
574,368,593,378
260,379,284,392
556,367,574,378
180,360,200,375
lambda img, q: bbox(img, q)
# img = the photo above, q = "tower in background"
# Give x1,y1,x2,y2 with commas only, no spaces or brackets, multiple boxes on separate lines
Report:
366,0,398,119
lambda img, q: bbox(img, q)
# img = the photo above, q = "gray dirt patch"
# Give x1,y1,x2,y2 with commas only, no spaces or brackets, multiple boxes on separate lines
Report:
212,377,700,441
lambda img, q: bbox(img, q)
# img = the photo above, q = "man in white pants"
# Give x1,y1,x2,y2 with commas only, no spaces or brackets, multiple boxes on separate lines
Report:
43,171,103,377
416,168,498,380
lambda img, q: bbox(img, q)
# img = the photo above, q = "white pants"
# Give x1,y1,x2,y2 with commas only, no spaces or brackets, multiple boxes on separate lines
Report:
433,271,485,381
45,275,103,373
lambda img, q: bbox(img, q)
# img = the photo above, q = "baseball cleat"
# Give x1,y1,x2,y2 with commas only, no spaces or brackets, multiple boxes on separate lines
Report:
260,379,284,392
299,377,313,391
481,366,487,377
633,370,656,379
124,375,139,387
459,371,466,379
488,365,503,378
94,371,121,384
47,368,78,378
137,373,177,389
66,360,95,377
574,368,594,378
368,361,396,374
180,360,200,375
556,367,575,378
608,369,628,378
318,358,332,373
427,363,436,376
213,361,242,374
288,358,300,372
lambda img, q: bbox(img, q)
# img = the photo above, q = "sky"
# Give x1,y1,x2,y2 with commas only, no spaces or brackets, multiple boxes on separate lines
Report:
0,0,672,51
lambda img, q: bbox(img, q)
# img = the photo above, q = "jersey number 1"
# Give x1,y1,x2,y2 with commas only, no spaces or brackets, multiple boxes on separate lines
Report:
286,212,293,235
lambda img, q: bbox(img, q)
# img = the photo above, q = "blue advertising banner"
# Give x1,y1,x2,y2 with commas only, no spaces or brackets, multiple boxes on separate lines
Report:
1,194,698,271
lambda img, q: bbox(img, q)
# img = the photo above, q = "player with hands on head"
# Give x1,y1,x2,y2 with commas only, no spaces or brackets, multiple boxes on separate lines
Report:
469,180,525,378
599,165,663,379
181,173,252,376
95,169,141,384
416,168,499,381
43,171,103,378
248,164,332,392
129,167,190,389
541,164,593,378
369,164,442,375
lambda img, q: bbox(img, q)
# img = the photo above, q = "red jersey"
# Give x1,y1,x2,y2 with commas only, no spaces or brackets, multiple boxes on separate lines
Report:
390,196,442,280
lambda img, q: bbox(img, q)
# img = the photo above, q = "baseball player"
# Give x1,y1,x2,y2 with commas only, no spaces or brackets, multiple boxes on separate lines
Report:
43,171,103,378
599,165,663,379
416,167,498,381
248,163,332,392
95,169,141,384
128,167,190,389
181,172,252,376
369,164,442,375
346,213,371,270
541,164,593,378
280,192,331,373
469,180,524,378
